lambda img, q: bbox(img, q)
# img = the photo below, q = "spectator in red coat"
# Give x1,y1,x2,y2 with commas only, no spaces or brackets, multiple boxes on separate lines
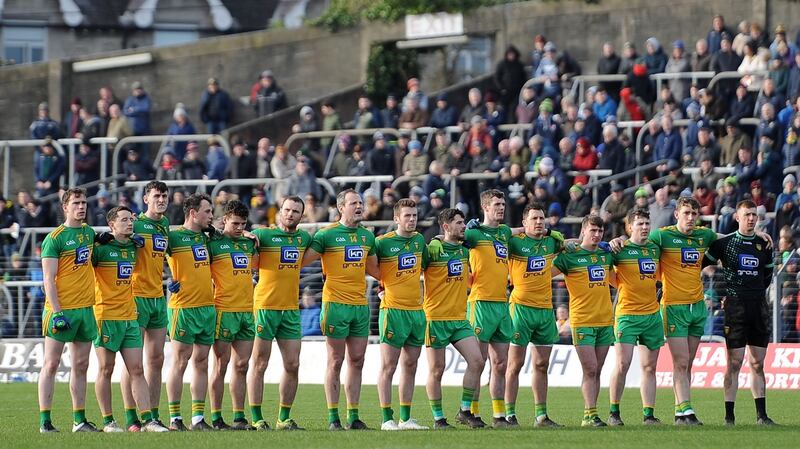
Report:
571,137,598,185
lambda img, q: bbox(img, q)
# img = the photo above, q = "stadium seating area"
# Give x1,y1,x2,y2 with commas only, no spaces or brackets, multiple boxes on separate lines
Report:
2,13,800,342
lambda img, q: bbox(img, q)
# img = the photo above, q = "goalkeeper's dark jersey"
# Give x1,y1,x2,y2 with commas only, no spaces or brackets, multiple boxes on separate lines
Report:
704,232,774,300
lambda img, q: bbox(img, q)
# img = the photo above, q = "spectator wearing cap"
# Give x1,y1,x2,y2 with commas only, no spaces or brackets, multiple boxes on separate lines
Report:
402,139,428,179
403,78,428,112
775,174,797,212
719,118,752,166
200,77,233,134
122,148,153,183
429,93,458,129
532,41,561,101
566,184,591,234
33,142,63,197
783,112,800,166
286,156,320,201
707,14,733,54
494,45,527,114
754,78,786,118
537,156,568,202
727,83,756,122
398,96,428,129
693,181,717,215
626,62,656,106
62,97,83,138
155,148,180,181
380,94,401,129
366,132,395,176
665,40,691,101
746,180,776,211
596,42,622,101
711,33,742,99
422,189,448,239
321,101,342,150
532,99,562,151
616,87,647,124
181,142,207,181
654,115,682,172
571,137,597,185
529,34,547,75
205,137,228,181
29,102,61,140
166,105,196,161
293,105,321,154
254,70,287,116
633,187,650,211
618,42,639,76
483,93,506,140
547,202,571,237
123,81,151,136
601,182,631,237
643,37,668,74
770,24,798,59
649,187,677,229
592,88,617,123
458,88,487,128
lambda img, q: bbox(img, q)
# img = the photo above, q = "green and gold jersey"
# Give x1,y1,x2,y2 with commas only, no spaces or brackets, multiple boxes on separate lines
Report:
464,224,512,302
92,239,137,320
166,227,213,308
209,235,257,312
41,224,96,310
612,240,661,315
309,223,376,305
252,226,311,311
649,226,716,305
508,233,560,309
375,231,428,310
131,213,169,298
553,247,613,327
423,241,469,320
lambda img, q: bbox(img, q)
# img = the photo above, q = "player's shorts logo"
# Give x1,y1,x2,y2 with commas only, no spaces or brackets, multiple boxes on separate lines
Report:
231,252,249,269
738,254,759,269
75,245,89,265
493,241,508,259
344,245,364,262
280,246,300,264
681,248,700,264
638,258,656,275
398,253,417,270
587,265,605,282
447,259,464,276
152,234,167,252
192,245,208,261
117,262,133,279
526,255,546,272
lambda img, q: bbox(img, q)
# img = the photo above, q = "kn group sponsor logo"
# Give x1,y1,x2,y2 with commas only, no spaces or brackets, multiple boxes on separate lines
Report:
344,245,364,262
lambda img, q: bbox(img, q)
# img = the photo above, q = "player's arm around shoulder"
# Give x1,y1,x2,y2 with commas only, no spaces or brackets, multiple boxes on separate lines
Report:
302,228,325,266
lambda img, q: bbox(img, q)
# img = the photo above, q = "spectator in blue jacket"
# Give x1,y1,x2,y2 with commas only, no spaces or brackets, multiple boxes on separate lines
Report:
592,87,617,123
654,115,682,172
200,77,233,134
643,37,668,74
707,15,733,54
299,287,322,337
205,137,229,181
123,81,151,136
29,102,61,140
755,133,784,195
429,93,458,129
167,105,197,161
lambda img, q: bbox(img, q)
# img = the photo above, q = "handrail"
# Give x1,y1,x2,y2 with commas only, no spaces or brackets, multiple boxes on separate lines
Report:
567,74,627,102
208,177,336,202
649,71,715,94
36,174,127,203
111,134,231,188
707,70,768,93
681,166,735,175
0,139,68,196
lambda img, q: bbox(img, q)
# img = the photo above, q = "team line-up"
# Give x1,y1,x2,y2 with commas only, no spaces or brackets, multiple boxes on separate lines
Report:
36,182,777,433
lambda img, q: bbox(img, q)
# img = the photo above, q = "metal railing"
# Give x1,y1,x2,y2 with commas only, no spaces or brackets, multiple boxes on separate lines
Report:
209,177,336,202
0,139,68,195
707,70,768,93
650,71,715,94
567,74,627,103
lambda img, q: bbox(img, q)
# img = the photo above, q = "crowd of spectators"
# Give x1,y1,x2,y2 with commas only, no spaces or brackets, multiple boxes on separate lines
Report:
5,14,800,340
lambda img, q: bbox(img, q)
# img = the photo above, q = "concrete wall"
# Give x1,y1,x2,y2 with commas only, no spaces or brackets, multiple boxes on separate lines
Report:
2,0,799,195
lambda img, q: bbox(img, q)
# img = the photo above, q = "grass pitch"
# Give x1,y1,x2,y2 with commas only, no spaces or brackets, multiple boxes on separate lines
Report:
1,383,797,449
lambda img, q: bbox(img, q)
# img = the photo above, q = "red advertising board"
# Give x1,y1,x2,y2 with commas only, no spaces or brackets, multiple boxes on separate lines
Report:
656,343,800,390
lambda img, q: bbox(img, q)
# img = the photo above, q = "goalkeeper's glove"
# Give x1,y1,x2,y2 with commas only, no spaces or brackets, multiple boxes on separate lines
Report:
131,234,145,248
427,238,444,261
167,279,181,293
52,311,71,331
95,232,114,245
466,218,481,230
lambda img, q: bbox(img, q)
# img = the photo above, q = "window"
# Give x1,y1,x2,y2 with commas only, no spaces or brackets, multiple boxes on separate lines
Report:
153,28,199,47
2,26,46,64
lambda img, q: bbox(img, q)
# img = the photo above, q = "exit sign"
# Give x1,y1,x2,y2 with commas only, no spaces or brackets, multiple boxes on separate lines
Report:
405,12,464,40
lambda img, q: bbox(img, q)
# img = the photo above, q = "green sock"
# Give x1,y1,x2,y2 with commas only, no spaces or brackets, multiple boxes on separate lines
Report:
151,408,160,421
381,406,394,423
328,404,340,424
589,407,598,418
211,410,222,422
278,404,291,421
73,409,86,425
40,410,51,426
675,401,692,415
535,403,547,419
610,402,620,414
460,387,475,411
429,399,444,420
399,403,411,422
103,414,114,425
169,401,181,419
583,408,591,420
141,410,153,422
233,410,245,421
643,407,655,418
191,400,205,418
347,405,359,425
250,404,263,422
125,408,138,426
505,402,516,417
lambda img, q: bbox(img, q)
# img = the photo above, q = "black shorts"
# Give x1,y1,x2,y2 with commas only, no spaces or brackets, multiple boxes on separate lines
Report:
723,298,770,349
